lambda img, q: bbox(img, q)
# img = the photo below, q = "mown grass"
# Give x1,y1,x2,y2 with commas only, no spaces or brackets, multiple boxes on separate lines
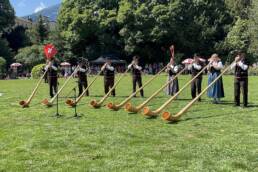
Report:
0,74,257,171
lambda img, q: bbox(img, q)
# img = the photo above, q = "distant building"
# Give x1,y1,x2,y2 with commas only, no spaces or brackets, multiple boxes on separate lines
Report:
15,17,33,28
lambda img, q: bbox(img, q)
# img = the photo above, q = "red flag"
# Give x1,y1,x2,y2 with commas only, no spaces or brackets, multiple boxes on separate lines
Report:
44,44,57,59
169,45,175,60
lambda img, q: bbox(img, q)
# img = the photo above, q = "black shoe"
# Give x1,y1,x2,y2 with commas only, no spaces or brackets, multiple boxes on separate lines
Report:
234,104,240,107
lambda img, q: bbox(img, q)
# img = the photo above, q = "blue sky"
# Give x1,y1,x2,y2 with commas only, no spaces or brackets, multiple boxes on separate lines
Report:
10,0,61,17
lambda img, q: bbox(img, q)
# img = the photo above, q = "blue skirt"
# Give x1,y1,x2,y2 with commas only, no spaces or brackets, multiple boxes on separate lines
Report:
207,72,225,98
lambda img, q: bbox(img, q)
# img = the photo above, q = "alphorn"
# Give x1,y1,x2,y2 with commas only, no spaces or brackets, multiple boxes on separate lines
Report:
125,67,187,113
19,69,48,108
90,68,131,109
143,63,210,117
162,62,232,122
42,66,80,107
66,69,103,107
107,65,167,111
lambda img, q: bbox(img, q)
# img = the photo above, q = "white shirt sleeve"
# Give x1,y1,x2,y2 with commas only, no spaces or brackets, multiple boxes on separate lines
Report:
135,65,142,71
51,65,58,71
44,65,49,71
128,64,133,69
193,63,202,70
174,66,179,73
79,67,86,72
238,61,248,71
213,61,223,70
106,65,114,71
231,62,237,70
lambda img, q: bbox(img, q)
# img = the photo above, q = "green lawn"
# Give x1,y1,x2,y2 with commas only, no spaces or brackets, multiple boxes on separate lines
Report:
0,74,257,171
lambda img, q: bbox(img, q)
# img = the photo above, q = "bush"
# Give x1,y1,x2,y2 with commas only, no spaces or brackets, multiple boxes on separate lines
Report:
0,57,6,79
31,64,45,79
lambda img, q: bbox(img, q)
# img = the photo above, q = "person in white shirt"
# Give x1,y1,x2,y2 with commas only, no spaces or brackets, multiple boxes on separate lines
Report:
128,56,144,97
101,58,115,96
231,52,249,107
45,59,58,98
77,61,89,96
190,54,204,101
207,53,225,104
165,59,179,96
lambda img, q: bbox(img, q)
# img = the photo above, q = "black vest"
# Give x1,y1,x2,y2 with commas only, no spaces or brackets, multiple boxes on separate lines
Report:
48,62,58,79
132,66,141,78
191,63,203,78
235,60,248,78
78,65,87,81
210,61,222,74
168,67,177,76
104,67,115,79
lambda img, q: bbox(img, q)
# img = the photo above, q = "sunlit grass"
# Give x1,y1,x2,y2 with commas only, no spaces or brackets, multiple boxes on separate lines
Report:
0,74,257,171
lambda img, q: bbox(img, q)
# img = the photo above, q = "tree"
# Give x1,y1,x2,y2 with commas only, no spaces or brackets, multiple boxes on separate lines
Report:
3,25,31,53
0,56,6,78
27,15,49,44
248,0,258,61
0,0,15,33
15,45,45,69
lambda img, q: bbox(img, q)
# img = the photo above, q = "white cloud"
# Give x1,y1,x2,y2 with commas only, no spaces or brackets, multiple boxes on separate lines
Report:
34,2,46,13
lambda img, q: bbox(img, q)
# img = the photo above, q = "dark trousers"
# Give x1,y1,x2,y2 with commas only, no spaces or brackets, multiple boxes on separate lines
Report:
133,77,144,97
191,77,202,100
49,78,57,98
234,78,248,106
78,80,89,96
104,79,115,96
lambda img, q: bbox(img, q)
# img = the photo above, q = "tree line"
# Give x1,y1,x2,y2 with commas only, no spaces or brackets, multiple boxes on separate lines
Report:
0,0,258,75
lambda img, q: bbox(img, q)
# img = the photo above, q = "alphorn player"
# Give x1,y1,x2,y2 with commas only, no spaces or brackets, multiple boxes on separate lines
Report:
231,52,249,107
101,57,115,97
207,54,225,104
77,60,89,96
45,58,58,98
190,53,203,101
128,56,144,97
165,58,179,96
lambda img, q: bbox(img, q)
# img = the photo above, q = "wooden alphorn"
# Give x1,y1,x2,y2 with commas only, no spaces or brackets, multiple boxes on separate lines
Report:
42,66,79,107
90,67,131,109
162,62,232,122
107,65,167,111
19,69,48,108
125,67,187,113
66,69,103,107
143,63,210,117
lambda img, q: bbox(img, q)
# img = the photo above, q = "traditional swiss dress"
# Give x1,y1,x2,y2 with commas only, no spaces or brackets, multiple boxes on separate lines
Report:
166,65,179,96
207,61,225,99
231,59,249,107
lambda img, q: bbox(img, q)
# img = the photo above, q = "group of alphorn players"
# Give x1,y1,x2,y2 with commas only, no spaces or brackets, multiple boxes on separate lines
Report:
20,51,249,122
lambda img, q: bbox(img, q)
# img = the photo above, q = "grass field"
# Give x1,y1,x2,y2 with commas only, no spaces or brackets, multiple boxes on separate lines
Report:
0,74,258,171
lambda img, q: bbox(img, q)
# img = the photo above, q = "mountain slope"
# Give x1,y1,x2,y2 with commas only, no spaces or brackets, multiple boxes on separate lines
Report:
23,4,60,22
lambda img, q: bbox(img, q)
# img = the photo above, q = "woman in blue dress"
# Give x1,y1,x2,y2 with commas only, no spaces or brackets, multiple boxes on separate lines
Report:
207,54,225,104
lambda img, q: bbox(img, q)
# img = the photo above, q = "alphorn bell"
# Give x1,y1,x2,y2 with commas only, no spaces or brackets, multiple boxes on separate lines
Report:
42,66,79,107
107,65,167,111
19,69,48,108
125,67,187,113
90,67,131,109
66,69,103,107
143,62,210,117
162,62,233,122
